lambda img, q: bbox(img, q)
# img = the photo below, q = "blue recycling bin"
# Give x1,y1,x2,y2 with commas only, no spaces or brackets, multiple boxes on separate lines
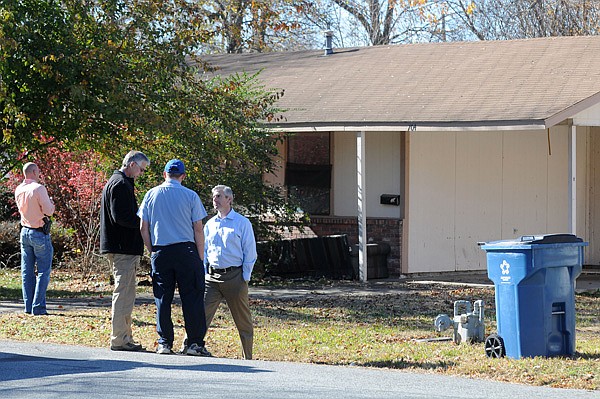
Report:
480,234,587,359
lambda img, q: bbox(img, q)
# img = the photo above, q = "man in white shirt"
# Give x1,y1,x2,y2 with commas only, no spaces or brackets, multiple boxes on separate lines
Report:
203,185,257,359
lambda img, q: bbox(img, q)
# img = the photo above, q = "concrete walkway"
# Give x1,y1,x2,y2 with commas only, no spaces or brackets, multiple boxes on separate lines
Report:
0,271,598,314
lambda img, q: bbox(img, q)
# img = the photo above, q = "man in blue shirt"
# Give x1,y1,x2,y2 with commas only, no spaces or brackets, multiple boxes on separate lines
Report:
203,185,257,359
138,159,211,356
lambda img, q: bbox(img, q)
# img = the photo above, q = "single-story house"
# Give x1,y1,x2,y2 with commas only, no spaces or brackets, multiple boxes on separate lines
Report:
201,35,600,279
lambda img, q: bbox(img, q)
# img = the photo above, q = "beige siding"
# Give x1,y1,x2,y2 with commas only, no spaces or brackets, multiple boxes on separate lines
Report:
332,131,402,218
586,127,600,265
406,128,576,273
332,133,356,216
455,132,503,270
264,139,286,187
545,127,570,233
574,102,600,126
500,131,550,237
406,132,456,271
575,126,588,248
301,125,595,273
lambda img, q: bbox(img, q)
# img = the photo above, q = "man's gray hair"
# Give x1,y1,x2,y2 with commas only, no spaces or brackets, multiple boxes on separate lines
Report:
212,185,234,199
121,151,149,168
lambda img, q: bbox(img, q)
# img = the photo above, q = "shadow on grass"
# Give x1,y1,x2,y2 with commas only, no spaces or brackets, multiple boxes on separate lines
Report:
578,290,600,298
0,286,113,300
575,351,600,360
353,359,455,371
250,287,497,326
47,288,114,298
0,286,21,300
34,307,158,330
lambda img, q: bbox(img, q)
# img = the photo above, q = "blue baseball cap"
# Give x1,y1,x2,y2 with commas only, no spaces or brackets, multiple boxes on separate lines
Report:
164,159,185,174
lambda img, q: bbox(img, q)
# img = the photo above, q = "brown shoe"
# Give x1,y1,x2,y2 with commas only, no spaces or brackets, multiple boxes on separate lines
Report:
111,342,143,351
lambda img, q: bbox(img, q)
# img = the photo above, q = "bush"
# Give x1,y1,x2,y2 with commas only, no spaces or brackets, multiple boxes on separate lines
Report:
49,222,79,269
0,221,21,268
0,220,78,269
0,187,18,222
1,147,107,275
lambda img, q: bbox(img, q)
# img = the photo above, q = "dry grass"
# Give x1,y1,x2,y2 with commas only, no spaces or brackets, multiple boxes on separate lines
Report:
0,269,598,390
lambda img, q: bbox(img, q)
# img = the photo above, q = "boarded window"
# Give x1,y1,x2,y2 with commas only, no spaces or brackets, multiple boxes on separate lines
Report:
286,133,331,215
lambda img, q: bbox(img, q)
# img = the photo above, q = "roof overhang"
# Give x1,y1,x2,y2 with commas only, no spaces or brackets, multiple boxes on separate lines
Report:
264,120,548,133
545,91,600,128
202,36,600,133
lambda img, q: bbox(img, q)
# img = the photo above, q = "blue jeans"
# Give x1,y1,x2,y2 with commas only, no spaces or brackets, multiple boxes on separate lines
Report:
20,228,53,315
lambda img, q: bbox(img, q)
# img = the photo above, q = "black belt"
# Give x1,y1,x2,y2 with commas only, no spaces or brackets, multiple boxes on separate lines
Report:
22,225,44,232
208,265,241,274
151,242,195,252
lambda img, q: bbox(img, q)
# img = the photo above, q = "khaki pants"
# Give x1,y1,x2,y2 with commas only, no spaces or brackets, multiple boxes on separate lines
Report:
205,267,253,359
108,253,140,347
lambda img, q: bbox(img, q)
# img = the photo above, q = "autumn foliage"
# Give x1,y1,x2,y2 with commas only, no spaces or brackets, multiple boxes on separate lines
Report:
3,146,107,271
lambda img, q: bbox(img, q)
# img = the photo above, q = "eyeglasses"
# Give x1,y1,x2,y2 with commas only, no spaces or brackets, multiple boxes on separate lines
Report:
135,162,147,173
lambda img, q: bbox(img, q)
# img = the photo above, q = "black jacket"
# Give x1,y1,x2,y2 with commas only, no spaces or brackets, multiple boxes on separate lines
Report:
100,170,144,255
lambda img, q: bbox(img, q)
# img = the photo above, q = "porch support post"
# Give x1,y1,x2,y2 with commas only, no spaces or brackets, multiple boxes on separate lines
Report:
569,124,577,234
357,130,367,282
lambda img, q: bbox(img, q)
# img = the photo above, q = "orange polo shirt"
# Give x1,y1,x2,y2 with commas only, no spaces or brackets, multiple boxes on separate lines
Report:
14,179,55,229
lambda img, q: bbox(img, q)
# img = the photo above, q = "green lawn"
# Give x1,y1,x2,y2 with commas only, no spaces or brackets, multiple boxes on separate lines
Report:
0,268,598,390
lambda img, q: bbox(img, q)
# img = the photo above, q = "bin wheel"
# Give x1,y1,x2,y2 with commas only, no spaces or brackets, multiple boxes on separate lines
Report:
484,334,506,358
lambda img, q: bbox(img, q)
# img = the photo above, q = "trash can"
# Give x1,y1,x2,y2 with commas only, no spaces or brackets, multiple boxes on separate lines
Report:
480,234,587,359
350,243,390,279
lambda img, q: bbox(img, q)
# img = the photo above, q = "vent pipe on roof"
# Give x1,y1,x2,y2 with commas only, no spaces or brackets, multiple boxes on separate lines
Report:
323,30,334,55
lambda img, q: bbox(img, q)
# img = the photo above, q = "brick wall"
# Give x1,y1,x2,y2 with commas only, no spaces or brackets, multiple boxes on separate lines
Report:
309,216,402,277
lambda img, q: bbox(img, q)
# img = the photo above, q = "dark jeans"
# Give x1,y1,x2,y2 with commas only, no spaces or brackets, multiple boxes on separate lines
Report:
151,242,206,347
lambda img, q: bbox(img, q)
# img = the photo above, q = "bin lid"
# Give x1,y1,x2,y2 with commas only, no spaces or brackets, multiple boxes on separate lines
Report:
518,233,583,244
480,233,585,249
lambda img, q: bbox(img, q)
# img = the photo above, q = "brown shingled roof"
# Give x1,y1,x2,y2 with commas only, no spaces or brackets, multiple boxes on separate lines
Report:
200,36,600,130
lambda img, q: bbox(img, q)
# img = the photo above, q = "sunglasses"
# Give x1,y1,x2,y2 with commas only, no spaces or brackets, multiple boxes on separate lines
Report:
135,162,147,173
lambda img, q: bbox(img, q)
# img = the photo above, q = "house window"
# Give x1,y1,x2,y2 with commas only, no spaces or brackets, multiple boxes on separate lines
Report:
285,132,331,215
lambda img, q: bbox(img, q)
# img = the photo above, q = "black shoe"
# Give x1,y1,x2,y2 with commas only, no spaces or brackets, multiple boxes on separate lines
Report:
111,342,143,351
186,343,212,357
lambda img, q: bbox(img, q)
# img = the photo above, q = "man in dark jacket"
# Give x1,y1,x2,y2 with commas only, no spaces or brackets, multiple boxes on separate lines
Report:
100,150,150,351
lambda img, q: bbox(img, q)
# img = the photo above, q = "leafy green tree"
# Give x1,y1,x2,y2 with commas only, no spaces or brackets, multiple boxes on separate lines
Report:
0,0,235,172
143,70,304,239
1,0,303,241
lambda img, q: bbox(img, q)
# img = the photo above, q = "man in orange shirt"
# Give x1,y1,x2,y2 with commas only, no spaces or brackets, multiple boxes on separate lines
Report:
15,162,55,315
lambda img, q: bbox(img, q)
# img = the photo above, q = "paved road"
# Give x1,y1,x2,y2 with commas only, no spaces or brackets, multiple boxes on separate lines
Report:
0,340,598,399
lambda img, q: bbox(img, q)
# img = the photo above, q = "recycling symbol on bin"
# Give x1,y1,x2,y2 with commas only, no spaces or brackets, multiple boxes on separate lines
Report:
500,260,510,275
